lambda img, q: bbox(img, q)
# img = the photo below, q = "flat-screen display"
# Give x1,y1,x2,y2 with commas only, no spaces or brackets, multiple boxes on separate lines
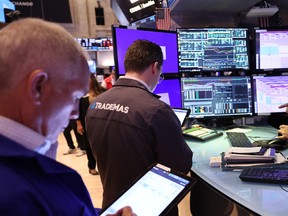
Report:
112,25,178,75
255,29,288,71
177,28,250,73
112,0,161,24
153,78,181,108
11,0,72,23
253,75,288,115
76,37,113,51
0,0,15,22
100,163,195,216
181,76,253,118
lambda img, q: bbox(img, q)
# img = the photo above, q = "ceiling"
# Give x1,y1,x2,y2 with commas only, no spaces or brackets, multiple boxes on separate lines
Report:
112,0,288,29
169,0,288,28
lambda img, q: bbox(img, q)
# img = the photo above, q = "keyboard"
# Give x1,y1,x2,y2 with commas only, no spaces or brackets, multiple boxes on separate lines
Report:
183,127,223,141
226,132,253,147
239,167,288,184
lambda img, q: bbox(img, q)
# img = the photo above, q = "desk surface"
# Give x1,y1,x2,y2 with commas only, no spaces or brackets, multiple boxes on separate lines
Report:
186,124,288,216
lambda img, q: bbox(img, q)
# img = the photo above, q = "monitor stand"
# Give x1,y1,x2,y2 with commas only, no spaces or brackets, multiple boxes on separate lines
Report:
208,118,237,130
188,117,254,130
188,118,235,130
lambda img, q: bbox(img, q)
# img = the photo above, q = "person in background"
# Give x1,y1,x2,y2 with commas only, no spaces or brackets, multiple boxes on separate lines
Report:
0,18,134,216
101,67,116,90
63,119,86,155
86,39,192,216
76,73,106,175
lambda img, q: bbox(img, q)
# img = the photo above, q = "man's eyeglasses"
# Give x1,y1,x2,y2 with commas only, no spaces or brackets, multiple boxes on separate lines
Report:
158,73,164,84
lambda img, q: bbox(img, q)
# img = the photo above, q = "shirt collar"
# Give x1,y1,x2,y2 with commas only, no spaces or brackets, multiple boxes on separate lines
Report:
119,76,151,92
0,115,52,156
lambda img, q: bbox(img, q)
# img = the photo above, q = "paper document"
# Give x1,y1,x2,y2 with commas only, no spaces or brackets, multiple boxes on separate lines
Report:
226,128,252,133
228,147,262,154
224,153,287,168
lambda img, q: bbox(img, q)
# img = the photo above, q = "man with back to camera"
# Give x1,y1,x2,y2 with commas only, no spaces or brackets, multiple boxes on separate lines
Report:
0,18,134,216
86,39,193,215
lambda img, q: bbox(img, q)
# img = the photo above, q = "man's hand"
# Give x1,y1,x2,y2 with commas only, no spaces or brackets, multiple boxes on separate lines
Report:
278,124,288,140
278,103,288,113
107,206,136,216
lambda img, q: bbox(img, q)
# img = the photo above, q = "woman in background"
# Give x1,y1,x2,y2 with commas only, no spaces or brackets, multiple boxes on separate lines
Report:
77,73,106,175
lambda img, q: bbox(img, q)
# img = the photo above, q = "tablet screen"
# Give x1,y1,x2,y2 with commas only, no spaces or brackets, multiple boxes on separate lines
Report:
100,163,195,216
172,108,191,127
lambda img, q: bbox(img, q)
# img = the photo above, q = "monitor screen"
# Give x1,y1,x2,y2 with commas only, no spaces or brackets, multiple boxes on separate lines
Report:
0,0,15,23
177,28,250,73
97,51,114,67
11,0,72,23
112,25,178,75
153,78,181,108
76,37,113,51
111,0,161,24
253,75,288,115
181,76,253,118
255,29,288,71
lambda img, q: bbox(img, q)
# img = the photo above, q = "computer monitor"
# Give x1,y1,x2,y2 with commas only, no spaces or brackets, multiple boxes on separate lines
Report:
112,25,178,75
0,0,15,23
111,0,161,24
10,0,72,23
255,29,288,71
177,28,250,73
253,75,288,115
181,76,253,118
153,78,181,108
75,37,113,51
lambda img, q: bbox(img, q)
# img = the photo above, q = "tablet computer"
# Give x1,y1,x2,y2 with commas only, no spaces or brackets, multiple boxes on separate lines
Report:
100,163,195,216
172,108,191,127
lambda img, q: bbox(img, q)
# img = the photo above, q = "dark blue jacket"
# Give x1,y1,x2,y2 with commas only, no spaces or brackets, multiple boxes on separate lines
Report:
0,134,100,216
86,78,193,208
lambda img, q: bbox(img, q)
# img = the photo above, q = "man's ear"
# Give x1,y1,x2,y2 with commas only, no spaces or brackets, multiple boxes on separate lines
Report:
152,62,159,75
27,69,48,105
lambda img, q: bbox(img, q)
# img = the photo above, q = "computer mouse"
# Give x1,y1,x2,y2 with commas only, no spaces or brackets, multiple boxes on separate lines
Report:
253,138,288,151
268,138,286,145
267,138,288,150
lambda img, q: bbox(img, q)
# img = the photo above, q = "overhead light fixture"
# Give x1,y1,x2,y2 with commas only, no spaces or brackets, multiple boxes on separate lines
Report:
246,0,279,17
246,5,279,17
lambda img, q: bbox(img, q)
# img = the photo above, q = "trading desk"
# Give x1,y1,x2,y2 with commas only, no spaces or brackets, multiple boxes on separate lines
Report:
185,124,288,216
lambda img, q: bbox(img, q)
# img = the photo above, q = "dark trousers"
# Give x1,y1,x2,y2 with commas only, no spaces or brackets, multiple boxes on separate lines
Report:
63,120,85,150
83,131,96,169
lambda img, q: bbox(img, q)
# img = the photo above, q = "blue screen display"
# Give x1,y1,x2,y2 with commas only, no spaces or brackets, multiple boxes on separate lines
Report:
0,0,15,23
112,26,178,75
153,78,181,108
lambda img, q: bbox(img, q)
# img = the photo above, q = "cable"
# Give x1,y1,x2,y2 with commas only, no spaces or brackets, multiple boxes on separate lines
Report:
280,184,288,192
